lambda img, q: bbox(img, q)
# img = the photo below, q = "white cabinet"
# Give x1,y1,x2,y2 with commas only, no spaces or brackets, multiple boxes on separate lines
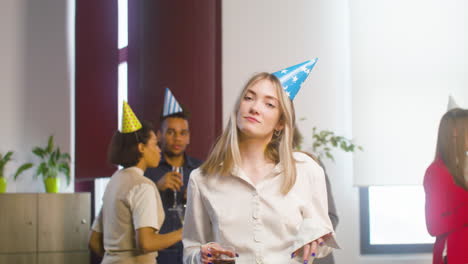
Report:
0,194,37,254
0,193,90,264
0,254,36,264
38,252,89,264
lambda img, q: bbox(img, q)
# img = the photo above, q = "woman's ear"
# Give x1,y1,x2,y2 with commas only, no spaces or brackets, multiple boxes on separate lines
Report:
137,142,145,154
275,119,285,132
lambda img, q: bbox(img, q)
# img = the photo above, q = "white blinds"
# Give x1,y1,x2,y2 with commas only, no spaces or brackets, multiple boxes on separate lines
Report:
351,0,468,186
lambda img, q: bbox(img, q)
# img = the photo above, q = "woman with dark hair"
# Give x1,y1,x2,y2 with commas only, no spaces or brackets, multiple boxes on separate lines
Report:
88,102,182,264
424,108,468,264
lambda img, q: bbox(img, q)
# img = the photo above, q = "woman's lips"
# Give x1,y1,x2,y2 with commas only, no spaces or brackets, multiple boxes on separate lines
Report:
245,116,260,123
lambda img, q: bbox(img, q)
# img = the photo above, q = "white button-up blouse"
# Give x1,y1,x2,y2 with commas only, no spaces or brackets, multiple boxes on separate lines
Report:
183,152,339,264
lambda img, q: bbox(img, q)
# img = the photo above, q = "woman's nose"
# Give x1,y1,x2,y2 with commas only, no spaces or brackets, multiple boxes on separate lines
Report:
249,101,260,114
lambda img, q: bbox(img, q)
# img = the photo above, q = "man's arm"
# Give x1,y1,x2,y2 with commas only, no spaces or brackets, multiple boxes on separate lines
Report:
88,230,104,257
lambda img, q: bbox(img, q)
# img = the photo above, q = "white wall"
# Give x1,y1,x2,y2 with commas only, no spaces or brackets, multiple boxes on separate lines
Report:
222,1,431,263
351,0,468,186
0,0,74,193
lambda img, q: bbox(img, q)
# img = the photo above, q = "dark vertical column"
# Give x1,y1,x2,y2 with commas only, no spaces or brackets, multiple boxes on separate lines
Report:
75,0,118,183
75,2,118,264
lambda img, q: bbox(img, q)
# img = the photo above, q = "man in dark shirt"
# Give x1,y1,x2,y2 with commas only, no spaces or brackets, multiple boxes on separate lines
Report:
146,88,202,264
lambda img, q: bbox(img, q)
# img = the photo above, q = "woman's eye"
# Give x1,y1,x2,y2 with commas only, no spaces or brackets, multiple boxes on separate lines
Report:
244,96,253,101
266,103,276,108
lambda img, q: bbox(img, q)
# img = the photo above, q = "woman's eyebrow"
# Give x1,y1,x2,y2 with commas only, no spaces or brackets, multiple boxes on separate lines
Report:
246,89,278,102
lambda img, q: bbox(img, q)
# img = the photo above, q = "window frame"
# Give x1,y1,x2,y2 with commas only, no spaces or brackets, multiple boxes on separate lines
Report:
359,187,434,254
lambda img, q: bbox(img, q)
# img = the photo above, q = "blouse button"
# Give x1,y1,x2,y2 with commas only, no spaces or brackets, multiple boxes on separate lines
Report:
254,233,261,242
253,209,259,219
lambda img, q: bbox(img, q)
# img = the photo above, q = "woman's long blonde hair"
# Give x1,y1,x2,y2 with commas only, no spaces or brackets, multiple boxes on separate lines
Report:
200,72,297,194
435,108,468,190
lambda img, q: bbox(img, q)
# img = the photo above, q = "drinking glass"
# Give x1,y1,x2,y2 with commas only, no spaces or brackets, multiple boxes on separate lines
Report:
212,245,236,264
171,166,182,208
169,166,184,224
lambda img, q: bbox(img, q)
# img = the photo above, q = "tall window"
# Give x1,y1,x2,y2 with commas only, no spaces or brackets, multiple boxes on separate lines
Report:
95,0,128,216
117,0,128,129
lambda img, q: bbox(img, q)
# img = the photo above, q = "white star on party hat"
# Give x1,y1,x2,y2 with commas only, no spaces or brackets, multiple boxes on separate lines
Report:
272,59,318,100
162,88,183,117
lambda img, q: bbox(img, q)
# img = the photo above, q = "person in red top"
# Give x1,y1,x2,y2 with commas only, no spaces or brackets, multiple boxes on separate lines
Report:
424,108,468,264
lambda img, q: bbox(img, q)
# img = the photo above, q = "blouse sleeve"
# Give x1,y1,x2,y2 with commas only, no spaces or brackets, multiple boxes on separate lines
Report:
183,171,213,264
424,163,468,237
292,157,340,261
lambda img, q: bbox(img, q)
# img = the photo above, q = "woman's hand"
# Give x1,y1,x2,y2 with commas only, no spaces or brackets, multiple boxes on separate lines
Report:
200,242,236,264
292,233,331,263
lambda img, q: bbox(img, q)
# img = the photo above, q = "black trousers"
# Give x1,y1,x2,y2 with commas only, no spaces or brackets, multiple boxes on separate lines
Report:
157,248,182,264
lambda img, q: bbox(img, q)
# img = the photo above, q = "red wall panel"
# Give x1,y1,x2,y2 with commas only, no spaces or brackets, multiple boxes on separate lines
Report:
75,0,221,183
75,0,118,181
128,0,222,160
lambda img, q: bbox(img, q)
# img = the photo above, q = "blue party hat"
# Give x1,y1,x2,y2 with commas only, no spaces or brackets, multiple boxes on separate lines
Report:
162,88,183,117
272,59,318,100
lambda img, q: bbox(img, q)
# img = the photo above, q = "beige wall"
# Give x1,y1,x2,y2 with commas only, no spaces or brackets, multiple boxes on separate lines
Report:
0,0,74,192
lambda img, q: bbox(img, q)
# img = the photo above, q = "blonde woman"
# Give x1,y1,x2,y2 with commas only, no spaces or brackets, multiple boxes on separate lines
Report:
183,60,338,264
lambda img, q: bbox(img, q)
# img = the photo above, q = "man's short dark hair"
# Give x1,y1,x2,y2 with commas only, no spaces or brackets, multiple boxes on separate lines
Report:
159,105,191,123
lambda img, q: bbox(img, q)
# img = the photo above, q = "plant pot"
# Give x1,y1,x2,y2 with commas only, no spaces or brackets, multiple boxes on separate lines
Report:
44,177,60,193
0,177,6,193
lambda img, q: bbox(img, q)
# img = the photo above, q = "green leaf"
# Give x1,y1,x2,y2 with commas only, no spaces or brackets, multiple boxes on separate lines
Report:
325,152,335,162
58,163,70,186
4,151,13,163
55,148,61,162
340,141,347,149
32,147,46,158
61,153,71,161
36,162,47,179
49,158,57,169
13,163,33,180
46,135,54,154
0,151,13,171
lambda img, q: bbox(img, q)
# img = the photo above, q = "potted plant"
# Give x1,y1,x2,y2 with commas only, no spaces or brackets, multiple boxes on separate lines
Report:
311,126,363,162
0,151,33,193
31,135,71,193
295,125,363,162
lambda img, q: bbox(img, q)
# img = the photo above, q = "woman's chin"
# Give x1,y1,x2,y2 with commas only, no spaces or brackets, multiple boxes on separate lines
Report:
239,130,272,141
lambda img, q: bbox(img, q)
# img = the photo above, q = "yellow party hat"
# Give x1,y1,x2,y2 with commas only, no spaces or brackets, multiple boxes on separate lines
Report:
121,101,142,133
